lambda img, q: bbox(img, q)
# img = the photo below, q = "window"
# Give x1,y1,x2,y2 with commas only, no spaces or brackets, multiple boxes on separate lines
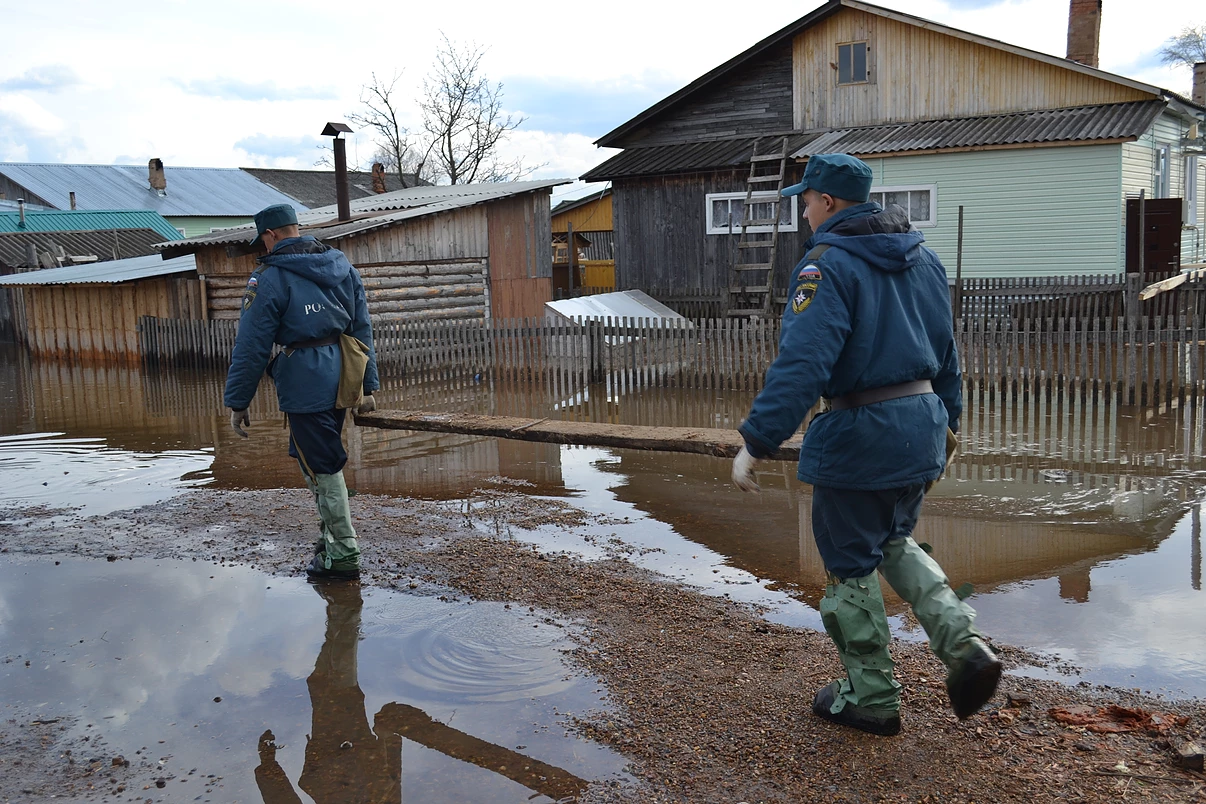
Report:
869,185,937,227
175,228,187,237
1155,144,1171,199
705,192,798,235
837,41,870,85
1187,156,1200,227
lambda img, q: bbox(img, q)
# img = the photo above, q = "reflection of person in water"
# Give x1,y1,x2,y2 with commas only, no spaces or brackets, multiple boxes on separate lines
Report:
255,582,401,803
255,583,587,803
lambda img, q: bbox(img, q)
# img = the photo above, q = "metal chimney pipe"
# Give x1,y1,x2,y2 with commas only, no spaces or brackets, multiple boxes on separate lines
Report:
320,122,355,223
334,138,351,222
69,191,77,210
17,198,25,228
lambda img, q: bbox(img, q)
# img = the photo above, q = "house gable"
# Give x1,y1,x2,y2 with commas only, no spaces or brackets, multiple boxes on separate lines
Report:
794,6,1154,130
614,43,795,149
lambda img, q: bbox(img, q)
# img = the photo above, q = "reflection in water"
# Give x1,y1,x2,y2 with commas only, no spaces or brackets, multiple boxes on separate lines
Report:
2,344,1205,694
255,582,587,804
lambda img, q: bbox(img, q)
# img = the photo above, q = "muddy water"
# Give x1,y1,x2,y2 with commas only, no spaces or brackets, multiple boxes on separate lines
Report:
0,556,624,802
1,346,1205,700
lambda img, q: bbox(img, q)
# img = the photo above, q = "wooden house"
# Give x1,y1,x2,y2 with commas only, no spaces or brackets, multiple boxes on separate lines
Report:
0,252,202,362
583,0,1206,298
551,188,615,291
159,180,569,322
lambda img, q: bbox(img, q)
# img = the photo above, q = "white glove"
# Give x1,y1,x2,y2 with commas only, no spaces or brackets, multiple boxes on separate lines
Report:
230,408,250,438
731,445,761,493
355,394,376,415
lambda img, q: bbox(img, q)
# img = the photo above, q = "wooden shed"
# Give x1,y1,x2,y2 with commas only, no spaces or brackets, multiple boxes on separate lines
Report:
0,253,201,363
551,188,615,292
159,180,569,322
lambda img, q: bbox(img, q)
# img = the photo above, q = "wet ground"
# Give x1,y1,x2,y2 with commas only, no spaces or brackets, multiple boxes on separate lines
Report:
2,346,1206,800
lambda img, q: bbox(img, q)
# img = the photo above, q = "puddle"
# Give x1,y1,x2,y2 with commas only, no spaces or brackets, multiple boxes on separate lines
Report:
2,347,1206,700
0,557,625,802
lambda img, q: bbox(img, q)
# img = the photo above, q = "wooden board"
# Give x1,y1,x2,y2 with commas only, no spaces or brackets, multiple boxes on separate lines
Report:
356,410,801,461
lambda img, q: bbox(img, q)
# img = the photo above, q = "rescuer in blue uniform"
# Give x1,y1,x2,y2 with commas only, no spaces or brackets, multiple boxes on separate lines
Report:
732,154,1000,735
224,204,379,582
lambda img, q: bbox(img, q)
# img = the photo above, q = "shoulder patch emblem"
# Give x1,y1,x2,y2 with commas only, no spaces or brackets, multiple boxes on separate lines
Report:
797,264,823,282
792,282,818,315
242,274,259,311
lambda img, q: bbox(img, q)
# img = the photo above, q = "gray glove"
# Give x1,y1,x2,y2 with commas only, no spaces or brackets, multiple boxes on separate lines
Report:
230,408,250,438
355,394,376,415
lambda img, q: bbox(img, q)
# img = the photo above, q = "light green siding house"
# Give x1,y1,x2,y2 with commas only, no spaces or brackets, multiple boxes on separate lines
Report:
585,0,1206,291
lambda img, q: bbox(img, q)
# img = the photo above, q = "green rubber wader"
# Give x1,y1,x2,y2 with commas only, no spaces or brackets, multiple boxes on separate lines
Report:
879,536,980,669
819,572,901,712
303,469,361,571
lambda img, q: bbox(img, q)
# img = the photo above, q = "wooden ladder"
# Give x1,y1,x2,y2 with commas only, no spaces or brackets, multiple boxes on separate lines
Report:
727,136,789,318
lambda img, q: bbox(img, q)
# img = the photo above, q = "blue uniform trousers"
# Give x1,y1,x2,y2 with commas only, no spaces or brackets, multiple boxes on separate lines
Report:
287,409,348,477
811,484,926,579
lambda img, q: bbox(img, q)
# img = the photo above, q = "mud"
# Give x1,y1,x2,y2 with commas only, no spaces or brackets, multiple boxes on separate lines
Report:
2,488,1205,803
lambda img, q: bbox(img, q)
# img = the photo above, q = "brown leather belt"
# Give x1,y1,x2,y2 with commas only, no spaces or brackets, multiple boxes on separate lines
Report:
284,334,339,355
829,379,934,411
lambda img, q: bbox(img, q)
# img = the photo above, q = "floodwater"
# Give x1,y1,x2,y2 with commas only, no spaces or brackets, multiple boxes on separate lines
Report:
2,342,1206,791
0,556,621,802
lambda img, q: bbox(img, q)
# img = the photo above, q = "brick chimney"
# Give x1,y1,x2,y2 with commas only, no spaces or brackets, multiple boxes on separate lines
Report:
148,158,167,194
1066,0,1102,69
371,162,388,194
1194,62,1206,107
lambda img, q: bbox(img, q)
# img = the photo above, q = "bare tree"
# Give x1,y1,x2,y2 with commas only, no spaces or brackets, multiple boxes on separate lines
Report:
348,71,421,187
418,34,536,184
1159,24,1206,69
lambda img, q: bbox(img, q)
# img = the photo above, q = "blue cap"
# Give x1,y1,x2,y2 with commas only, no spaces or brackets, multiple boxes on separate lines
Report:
250,203,299,250
781,153,873,203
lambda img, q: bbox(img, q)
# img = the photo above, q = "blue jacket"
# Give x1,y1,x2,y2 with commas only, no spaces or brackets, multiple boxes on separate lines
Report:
738,203,961,490
223,236,379,414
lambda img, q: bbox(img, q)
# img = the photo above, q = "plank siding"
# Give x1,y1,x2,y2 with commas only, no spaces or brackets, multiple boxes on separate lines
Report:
792,8,1150,130
618,44,795,149
488,193,553,319
15,276,203,362
613,168,810,293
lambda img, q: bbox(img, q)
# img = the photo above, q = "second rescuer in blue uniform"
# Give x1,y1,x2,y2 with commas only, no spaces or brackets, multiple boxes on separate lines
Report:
733,153,1001,736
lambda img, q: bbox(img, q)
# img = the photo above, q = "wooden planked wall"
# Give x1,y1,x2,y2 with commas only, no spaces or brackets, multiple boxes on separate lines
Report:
615,43,795,148
613,168,809,293
793,8,1151,130
16,276,203,362
488,192,553,319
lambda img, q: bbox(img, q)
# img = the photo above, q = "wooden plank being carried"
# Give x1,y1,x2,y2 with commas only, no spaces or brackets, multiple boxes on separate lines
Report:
355,410,802,462
1139,263,1206,301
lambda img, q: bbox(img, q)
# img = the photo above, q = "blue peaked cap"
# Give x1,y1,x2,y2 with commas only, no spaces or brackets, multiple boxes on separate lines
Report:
781,153,873,203
250,203,299,250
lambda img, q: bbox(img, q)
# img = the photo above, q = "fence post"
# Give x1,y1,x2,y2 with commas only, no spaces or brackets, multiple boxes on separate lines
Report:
953,204,964,323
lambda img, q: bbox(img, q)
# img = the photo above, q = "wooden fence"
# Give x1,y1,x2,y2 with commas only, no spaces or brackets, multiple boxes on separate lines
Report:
140,303,1206,406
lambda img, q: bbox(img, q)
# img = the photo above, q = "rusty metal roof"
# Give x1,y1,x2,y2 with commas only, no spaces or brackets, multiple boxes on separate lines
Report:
792,100,1165,159
584,101,1165,181
0,228,168,271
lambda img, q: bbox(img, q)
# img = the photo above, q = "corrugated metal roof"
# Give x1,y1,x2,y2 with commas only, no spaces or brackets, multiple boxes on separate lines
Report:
239,167,429,209
584,101,1165,180
546,290,686,324
0,163,308,217
582,134,818,181
0,209,181,241
791,101,1165,159
0,253,195,286
159,179,573,252
0,228,169,270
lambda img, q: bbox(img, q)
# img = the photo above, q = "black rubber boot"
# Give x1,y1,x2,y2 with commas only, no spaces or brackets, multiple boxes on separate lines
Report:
812,681,901,736
946,638,1002,719
305,553,360,582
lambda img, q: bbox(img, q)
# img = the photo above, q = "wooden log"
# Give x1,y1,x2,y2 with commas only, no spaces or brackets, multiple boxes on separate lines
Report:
366,284,484,302
360,274,482,290
355,410,802,461
371,307,485,322
367,295,485,314
357,262,486,279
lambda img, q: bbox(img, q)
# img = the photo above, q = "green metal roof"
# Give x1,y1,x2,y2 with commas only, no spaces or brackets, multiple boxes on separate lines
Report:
0,209,181,241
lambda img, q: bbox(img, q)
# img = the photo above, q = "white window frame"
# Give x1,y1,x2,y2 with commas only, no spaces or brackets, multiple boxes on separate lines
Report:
869,184,938,228
175,227,187,237
1155,144,1172,199
1185,155,1199,227
705,191,799,235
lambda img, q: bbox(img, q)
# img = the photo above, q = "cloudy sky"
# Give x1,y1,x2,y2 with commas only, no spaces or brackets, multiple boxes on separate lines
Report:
2,0,1202,203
